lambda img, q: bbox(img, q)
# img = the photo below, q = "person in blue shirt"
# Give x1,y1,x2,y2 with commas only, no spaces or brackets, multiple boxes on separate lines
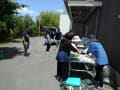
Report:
87,38,109,89
54,28,62,48
22,29,30,55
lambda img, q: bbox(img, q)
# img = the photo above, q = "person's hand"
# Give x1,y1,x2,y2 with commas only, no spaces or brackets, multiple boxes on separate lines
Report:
81,50,84,53
87,54,92,58
77,49,81,54
76,54,81,56
24,42,27,46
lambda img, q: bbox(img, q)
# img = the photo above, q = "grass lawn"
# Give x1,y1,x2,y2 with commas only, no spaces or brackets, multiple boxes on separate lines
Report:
0,38,22,46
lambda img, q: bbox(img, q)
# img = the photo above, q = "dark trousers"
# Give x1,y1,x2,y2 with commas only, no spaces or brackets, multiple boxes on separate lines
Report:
57,62,69,80
46,43,51,52
94,65,104,87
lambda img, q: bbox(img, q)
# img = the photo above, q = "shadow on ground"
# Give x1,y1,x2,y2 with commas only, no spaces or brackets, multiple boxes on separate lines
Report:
0,47,23,60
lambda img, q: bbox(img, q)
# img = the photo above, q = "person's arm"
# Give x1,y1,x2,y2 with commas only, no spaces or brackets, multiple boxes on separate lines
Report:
69,42,80,53
87,43,93,54
23,36,26,45
86,43,94,58
22,33,26,45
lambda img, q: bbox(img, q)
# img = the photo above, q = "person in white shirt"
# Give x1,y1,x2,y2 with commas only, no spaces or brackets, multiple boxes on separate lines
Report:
46,31,51,53
71,35,81,55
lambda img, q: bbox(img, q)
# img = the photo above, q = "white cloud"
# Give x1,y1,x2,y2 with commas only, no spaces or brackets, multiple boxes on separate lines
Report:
17,7,38,15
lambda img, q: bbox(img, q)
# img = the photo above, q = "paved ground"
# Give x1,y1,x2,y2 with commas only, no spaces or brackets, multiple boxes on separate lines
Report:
0,37,60,90
0,37,114,90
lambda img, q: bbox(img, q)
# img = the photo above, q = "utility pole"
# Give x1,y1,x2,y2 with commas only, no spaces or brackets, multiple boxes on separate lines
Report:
39,16,40,36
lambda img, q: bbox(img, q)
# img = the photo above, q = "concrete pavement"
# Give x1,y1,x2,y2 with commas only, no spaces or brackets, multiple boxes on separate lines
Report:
0,37,60,90
0,37,114,90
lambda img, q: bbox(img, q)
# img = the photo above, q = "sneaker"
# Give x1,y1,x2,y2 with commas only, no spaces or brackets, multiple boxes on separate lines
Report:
24,52,27,56
58,78,63,82
56,76,60,80
93,80,99,88
46,52,49,54
54,75,57,78
97,86,104,90
93,80,99,85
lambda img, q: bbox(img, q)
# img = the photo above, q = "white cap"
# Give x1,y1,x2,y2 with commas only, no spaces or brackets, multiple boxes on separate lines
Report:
72,35,81,42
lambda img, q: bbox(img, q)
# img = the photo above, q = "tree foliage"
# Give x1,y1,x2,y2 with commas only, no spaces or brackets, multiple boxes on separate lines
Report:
36,11,60,30
0,0,24,21
0,0,26,41
10,15,39,37
0,0,60,42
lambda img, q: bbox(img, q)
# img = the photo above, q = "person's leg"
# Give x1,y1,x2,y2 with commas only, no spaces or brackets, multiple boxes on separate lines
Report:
46,44,48,52
27,43,29,50
94,66,99,82
46,43,51,52
61,62,69,81
25,45,27,54
57,61,60,76
46,43,49,52
57,40,61,48
94,65,104,88
98,65,104,87
56,40,59,48
48,44,51,52
56,62,63,81
26,43,29,53
23,42,27,55
59,62,64,80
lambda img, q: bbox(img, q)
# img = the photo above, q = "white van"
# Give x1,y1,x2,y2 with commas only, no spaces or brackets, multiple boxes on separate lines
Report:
45,27,58,45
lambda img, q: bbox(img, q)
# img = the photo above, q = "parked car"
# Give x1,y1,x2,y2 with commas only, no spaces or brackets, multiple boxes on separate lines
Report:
45,27,58,45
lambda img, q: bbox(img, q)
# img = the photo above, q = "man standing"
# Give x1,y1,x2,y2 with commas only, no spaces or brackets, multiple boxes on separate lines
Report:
46,31,51,54
22,28,30,55
54,28,62,48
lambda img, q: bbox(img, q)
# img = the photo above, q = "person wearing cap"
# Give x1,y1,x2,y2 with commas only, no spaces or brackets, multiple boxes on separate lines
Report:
71,35,81,49
56,32,80,81
70,35,82,55
87,38,109,90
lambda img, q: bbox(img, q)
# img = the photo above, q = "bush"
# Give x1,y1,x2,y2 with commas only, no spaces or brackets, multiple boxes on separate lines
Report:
30,31,45,37
0,22,9,42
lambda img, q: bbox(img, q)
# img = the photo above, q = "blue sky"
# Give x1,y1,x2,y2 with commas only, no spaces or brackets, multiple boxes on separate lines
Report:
15,0,66,20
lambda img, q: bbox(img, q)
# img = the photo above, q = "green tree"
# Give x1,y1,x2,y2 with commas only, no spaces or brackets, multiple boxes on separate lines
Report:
23,15,39,36
24,15,34,28
0,0,25,41
0,22,8,41
37,11,60,31
0,0,25,22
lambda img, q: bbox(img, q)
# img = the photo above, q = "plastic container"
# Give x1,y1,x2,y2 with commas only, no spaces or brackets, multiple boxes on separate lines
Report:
66,77,81,87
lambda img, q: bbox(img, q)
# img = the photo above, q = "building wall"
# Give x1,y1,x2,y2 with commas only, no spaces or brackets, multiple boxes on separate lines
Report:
59,14,70,35
72,9,98,38
72,23,85,37
85,9,98,37
97,0,120,87
97,0,120,72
